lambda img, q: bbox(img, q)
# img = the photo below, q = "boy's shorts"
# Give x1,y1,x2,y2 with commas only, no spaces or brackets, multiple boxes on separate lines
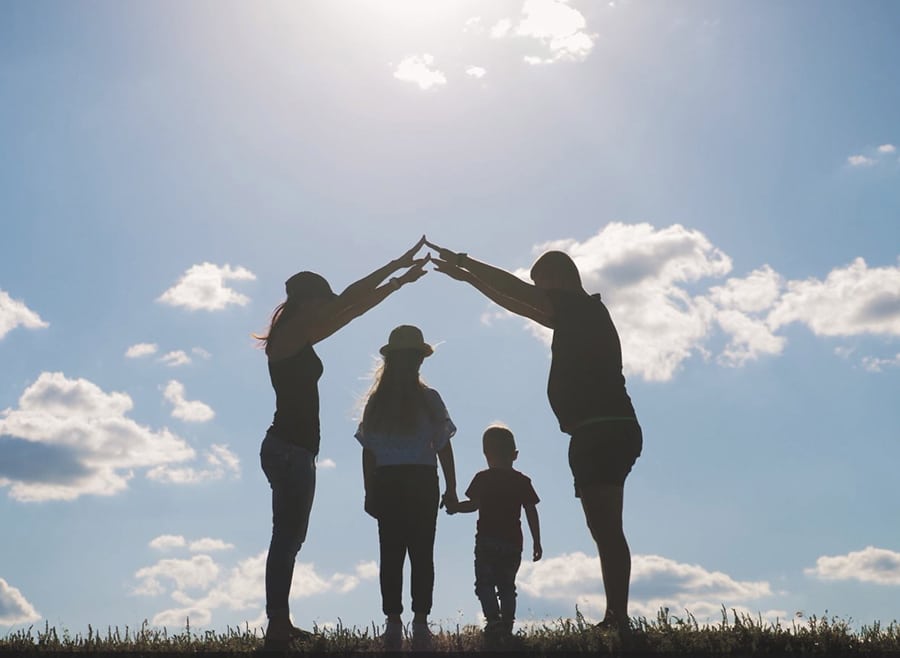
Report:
567,418,642,497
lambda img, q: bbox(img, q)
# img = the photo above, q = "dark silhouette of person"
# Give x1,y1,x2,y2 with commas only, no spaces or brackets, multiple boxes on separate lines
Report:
446,424,542,641
253,238,429,650
356,324,458,651
427,241,642,631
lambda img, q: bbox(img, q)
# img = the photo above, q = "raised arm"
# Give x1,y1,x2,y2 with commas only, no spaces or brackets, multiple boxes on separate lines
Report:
432,257,554,328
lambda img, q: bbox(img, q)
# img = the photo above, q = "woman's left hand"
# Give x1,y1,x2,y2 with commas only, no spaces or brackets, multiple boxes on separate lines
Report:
397,254,430,286
397,235,427,268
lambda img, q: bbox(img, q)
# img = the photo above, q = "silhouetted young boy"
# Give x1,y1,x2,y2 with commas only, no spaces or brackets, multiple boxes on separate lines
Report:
446,425,542,637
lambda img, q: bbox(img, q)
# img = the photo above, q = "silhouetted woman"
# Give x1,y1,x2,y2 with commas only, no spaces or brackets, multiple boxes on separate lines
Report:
356,324,458,651
427,241,641,631
255,238,428,650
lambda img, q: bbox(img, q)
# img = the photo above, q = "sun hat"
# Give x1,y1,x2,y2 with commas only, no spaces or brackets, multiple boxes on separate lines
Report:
285,271,337,301
380,325,434,357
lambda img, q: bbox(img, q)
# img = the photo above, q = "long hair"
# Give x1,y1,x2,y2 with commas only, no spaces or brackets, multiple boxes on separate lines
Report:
361,350,430,436
252,298,299,348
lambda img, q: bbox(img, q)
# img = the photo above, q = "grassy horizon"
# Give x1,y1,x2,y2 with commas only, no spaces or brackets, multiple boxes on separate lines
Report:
3,608,900,654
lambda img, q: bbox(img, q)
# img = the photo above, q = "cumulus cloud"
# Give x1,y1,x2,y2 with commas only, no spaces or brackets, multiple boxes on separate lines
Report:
150,535,188,551
507,0,596,64
157,263,255,311
163,381,214,423
0,372,196,502
393,54,447,90
878,144,896,154
134,548,377,628
125,343,158,359
465,65,487,79
0,578,40,624
519,552,774,623
492,224,900,381
768,257,900,337
189,538,235,553
0,289,48,340
805,546,900,586
146,444,240,484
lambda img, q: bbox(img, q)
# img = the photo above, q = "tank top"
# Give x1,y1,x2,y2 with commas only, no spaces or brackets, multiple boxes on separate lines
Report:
267,343,323,454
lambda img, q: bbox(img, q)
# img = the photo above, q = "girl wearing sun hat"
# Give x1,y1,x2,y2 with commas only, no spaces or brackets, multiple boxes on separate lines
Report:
356,324,458,651
254,239,429,650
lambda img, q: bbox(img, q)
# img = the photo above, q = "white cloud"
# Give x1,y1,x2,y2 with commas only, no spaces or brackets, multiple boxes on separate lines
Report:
125,343,158,358
495,225,900,381
519,552,773,623
150,535,187,551
189,538,235,553
463,16,484,34
805,546,900,586
136,549,378,628
157,262,255,311
163,380,215,423
465,65,487,79
191,347,212,359
0,578,40,624
393,54,447,90
768,257,900,337
490,18,513,38
160,350,192,367
848,154,876,167
318,457,337,469
0,289,48,340
0,372,196,502
147,444,240,484
515,0,596,63
134,555,221,596
861,353,900,372
877,144,896,154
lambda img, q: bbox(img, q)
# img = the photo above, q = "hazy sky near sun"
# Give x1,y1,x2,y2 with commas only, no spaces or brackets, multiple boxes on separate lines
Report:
2,0,900,634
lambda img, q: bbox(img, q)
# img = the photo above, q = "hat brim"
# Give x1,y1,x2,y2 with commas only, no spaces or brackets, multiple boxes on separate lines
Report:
379,344,434,357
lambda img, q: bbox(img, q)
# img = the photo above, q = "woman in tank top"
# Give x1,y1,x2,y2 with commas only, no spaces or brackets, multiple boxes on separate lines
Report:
254,237,429,650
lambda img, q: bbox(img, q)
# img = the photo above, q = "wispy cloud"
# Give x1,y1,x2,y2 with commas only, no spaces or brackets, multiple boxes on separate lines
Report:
0,289,48,340
160,350,192,367
393,54,447,90
861,353,900,372
189,538,235,553
163,380,214,423
465,65,487,79
147,444,240,484
125,343,158,358
848,155,876,167
877,144,896,154
0,372,195,502
157,263,255,312
805,546,900,586
0,578,41,625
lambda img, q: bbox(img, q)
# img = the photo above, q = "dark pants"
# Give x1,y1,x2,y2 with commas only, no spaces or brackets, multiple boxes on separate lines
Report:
474,537,522,623
260,431,316,620
373,465,439,615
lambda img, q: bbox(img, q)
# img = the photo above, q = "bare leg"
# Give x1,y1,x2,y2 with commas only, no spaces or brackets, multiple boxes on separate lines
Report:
579,483,630,624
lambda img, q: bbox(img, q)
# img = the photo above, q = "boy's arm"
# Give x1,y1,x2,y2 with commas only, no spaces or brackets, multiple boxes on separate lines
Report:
524,504,542,561
446,498,479,515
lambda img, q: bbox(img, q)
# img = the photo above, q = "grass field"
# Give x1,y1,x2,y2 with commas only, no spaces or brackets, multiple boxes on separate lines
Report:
3,608,900,655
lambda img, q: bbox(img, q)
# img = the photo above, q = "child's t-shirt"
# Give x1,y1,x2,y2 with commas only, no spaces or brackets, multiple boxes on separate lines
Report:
355,387,456,467
465,467,539,549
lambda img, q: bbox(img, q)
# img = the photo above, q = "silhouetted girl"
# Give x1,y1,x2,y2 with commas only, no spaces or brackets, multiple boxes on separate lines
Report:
255,239,428,650
356,324,458,651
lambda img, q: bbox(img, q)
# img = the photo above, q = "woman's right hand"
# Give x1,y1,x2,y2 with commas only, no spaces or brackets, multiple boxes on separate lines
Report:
396,254,430,286
396,235,427,268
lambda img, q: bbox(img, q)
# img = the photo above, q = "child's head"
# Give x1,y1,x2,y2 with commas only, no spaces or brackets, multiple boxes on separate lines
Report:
482,424,517,467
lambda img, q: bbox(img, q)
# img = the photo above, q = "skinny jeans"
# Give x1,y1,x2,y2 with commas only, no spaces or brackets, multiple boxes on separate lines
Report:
260,430,316,620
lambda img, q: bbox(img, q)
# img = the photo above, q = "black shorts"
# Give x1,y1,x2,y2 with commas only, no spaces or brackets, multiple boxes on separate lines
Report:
568,419,642,496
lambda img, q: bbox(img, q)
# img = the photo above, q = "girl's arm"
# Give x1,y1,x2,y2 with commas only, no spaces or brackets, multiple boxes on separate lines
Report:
362,448,377,518
437,442,458,509
524,504,543,561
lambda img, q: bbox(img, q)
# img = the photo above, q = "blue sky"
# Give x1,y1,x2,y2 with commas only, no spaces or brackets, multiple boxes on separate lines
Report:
2,0,899,635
